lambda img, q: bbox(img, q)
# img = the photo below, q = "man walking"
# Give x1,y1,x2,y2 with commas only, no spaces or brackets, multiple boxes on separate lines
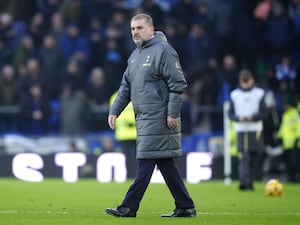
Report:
105,13,196,218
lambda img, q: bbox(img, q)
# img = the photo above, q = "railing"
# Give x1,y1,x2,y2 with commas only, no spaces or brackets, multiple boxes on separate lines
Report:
0,105,20,114
0,104,224,133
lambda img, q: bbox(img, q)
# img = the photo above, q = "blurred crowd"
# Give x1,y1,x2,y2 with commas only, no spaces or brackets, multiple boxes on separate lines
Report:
0,0,300,136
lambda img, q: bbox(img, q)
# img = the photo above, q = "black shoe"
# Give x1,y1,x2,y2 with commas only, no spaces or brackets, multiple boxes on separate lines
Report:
239,183,254,191
161,208,196,217
105,205,136,217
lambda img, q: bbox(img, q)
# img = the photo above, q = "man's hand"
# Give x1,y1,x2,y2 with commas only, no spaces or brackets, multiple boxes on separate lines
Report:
239,115,253,121
108,114,117,130
167,116,179,130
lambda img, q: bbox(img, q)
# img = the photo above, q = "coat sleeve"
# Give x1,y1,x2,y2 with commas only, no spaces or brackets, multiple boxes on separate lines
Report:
252,93,267,121
160,45,187,118
109,67,131,116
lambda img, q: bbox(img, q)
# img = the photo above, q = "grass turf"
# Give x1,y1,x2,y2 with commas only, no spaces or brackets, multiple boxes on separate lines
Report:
0,178,299,225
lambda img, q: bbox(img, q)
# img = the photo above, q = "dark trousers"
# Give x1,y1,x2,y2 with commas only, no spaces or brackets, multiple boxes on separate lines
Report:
122,158,195,212
283,149,299,182
237,131,263,186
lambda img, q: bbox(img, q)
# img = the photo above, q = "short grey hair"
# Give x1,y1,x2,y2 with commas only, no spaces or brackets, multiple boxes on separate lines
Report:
131,13,153,27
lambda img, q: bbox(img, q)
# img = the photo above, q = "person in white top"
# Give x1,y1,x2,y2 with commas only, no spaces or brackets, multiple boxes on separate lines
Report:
229,69,266,190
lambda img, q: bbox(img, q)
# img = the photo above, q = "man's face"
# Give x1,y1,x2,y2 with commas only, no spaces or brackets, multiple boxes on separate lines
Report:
240,78,254,89
131,18,154,47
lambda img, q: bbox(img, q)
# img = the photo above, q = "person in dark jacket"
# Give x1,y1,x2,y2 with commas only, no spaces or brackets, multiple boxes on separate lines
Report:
20,84,50,135
105,14,196,218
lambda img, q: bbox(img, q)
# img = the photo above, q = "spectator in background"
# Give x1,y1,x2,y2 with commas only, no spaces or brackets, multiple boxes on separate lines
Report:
0,0,18,17
109,10,133,56
87,16,106,70
36,0,62,26
253,0,272,21
210,0,235,60
50,12,66,40
169,0,196,37
20,84,50,135
0,39,13,68
185,23,215,80
190,68,218,107
217,54,240,92
101,136,117,153
89,0,114,25
216,54,240,107
192,1,213,32
28,12,48,48
233,13,260,72
59,23,90,68
190,67,220,132
85,67,111,106
263,89,280,149
58,0,91,32
141,0,164,28
110,10,129,35
263,1,296,64
3,10,28,50
13,35,36,69
275,54,297,92
289,0,300,63
0,65,19,105
274,79,295,118
105,20,124,45
63,59,85,91
60,82,89,135
261,88,281,178
0,65,20,132
162,20,185,61
68,140,79,152
5,0,37,23
85,67,111,132
277,96,300,182
1,11,28,54
19,58,46,96
0,13,16,48
103,36,126,91
39,34,66,100
263,66,278,93
229,70,266,190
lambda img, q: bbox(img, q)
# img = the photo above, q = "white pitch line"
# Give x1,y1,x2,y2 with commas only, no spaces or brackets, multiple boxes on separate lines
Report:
198,212,300,216
0,210,88,214
0,211,18,214
0,210,300,216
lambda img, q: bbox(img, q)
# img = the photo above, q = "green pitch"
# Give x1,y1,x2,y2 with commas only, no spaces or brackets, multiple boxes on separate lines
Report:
0,178,299,225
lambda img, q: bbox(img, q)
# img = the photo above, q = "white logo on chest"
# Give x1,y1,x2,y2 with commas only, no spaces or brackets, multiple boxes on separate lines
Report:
142,55,151,67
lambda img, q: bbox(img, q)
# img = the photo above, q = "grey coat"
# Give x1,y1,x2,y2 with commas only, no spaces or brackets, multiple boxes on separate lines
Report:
110,31,187,159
